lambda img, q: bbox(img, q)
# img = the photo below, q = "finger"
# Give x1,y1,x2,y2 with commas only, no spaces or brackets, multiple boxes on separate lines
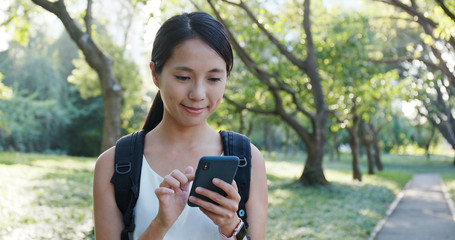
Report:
161,175,181,189
189,194,228,215
199,203,238,227
184,166,195,182
170,169,189,185
212,178,240,200
232,180,238,192
193,187,239,212
155,187,174,196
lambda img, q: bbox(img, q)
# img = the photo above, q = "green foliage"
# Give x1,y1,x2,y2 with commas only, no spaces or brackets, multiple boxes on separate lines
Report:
0,31,104,156
322,10,399,129
0,94,69,152
1,0,35,46
0,40,71,152
67,24,146,134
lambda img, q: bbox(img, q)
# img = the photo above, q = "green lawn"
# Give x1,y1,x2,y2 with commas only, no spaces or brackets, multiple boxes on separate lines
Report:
0,151,454,239
265,153,455,239
0,152,95,239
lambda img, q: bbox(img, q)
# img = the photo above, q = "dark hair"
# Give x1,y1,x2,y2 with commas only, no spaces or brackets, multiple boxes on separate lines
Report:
142,12,234,132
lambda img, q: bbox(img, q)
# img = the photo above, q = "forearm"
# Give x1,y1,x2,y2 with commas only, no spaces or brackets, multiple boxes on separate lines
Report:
138,218,170,240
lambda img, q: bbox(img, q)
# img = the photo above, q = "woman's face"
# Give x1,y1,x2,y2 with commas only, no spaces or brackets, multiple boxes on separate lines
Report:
151,38,227,128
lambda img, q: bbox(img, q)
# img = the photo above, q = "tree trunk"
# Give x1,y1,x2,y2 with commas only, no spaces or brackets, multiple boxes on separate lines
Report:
263,122,273,153
424,142,431,160
209,0,329,185
348,131,362,181
372,133,384,171
359,121,375,174
299,139,329,185
284,127,290,155
424,125,436,161
365,144,374,174
347,116,362,181
329,131,339,162
32,0,122,153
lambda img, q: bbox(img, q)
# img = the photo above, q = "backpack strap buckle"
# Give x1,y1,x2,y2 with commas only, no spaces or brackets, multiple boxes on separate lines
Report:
115,162,132,174
238,157,248,167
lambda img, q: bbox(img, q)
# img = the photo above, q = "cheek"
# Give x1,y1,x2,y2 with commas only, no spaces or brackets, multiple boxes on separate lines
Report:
211,84,226,106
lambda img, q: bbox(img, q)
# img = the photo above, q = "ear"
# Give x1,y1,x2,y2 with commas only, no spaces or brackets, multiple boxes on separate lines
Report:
150,62,160,88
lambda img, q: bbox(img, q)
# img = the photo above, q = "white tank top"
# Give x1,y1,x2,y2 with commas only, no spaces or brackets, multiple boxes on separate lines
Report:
133,156,221,240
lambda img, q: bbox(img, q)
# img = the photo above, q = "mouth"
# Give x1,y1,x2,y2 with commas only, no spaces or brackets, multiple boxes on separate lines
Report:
182,105,206,114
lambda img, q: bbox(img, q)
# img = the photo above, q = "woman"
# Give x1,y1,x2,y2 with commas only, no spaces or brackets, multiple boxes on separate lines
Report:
93,12,268,240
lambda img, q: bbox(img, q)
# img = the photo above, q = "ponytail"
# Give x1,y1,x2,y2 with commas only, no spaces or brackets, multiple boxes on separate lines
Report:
142,91,163,132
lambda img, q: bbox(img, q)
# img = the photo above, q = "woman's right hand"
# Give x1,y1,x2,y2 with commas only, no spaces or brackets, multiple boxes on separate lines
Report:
153,166,195,229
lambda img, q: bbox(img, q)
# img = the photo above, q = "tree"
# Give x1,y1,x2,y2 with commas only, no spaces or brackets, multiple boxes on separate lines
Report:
373,0,455,165
205,0,329,185
323,9,399,180
0,41,71,152
31,0,123,152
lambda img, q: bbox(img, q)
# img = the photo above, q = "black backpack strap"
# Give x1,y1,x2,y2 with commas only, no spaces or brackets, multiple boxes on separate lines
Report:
219,130,252,229
110,130,146,240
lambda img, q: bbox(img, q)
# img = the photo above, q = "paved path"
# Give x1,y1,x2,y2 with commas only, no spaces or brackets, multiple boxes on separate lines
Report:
373,173,455,240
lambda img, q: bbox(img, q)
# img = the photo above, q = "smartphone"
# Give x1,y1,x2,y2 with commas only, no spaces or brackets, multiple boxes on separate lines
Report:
188,156,240,207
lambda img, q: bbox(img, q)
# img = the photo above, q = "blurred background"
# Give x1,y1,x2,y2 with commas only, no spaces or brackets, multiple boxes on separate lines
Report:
0,0,454,239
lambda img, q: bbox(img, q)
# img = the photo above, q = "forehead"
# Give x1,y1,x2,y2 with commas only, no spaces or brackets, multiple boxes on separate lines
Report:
166,38,227,72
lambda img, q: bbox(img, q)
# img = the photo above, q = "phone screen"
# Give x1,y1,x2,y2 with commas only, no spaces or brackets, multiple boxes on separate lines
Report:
188,156,239,207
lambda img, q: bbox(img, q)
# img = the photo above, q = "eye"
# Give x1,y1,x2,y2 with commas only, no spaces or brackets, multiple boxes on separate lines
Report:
175,75,190,81
208,77,222,82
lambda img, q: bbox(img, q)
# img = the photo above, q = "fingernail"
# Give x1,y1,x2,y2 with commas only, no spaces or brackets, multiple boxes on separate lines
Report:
213,178,220,184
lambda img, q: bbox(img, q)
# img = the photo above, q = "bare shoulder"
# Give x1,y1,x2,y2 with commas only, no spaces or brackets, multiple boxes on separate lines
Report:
94,147,116,181
250,143,265,167
93,146,124,238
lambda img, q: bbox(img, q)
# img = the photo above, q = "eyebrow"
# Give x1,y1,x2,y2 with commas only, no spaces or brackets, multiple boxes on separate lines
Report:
174,66,225,73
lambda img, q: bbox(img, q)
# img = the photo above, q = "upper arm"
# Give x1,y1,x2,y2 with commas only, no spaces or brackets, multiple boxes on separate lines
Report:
245,144,268,240
93,147,124,240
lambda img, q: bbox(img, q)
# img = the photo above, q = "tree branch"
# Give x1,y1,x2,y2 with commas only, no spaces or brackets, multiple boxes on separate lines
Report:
372,55,455,84
223,95,276,114
435,0,455,23
208,0,314,143
84,0,93,36
377,0,455,49
207,1,280,95
302,0,327,117
221,0,306,69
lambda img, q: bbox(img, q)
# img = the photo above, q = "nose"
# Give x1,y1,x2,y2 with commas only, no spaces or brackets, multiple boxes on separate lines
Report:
189,81,206,101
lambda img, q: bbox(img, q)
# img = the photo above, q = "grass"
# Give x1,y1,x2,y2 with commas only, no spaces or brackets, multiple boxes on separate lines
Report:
264,152,455,240
0,151,454,239
0,152,95,239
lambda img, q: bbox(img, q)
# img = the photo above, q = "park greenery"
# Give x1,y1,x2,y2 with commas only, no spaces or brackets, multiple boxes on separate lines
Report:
0,151,454,239
2,0,454,181
1,0,455,238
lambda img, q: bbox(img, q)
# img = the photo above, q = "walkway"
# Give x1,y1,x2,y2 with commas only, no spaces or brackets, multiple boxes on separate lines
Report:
372,173,455,240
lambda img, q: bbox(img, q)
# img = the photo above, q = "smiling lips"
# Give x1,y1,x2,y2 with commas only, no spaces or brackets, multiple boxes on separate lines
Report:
183,105,206,114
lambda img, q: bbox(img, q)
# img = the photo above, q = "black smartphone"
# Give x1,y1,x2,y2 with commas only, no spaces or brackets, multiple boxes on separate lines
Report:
188,156,240,207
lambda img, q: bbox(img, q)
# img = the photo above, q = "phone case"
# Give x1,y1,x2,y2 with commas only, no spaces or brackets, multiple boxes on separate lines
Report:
188,156,240,207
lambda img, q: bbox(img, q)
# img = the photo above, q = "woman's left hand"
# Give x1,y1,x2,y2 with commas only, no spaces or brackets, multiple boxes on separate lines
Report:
188,179,241,236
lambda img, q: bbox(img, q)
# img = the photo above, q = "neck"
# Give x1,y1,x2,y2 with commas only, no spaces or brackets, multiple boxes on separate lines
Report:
159,122,212,144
